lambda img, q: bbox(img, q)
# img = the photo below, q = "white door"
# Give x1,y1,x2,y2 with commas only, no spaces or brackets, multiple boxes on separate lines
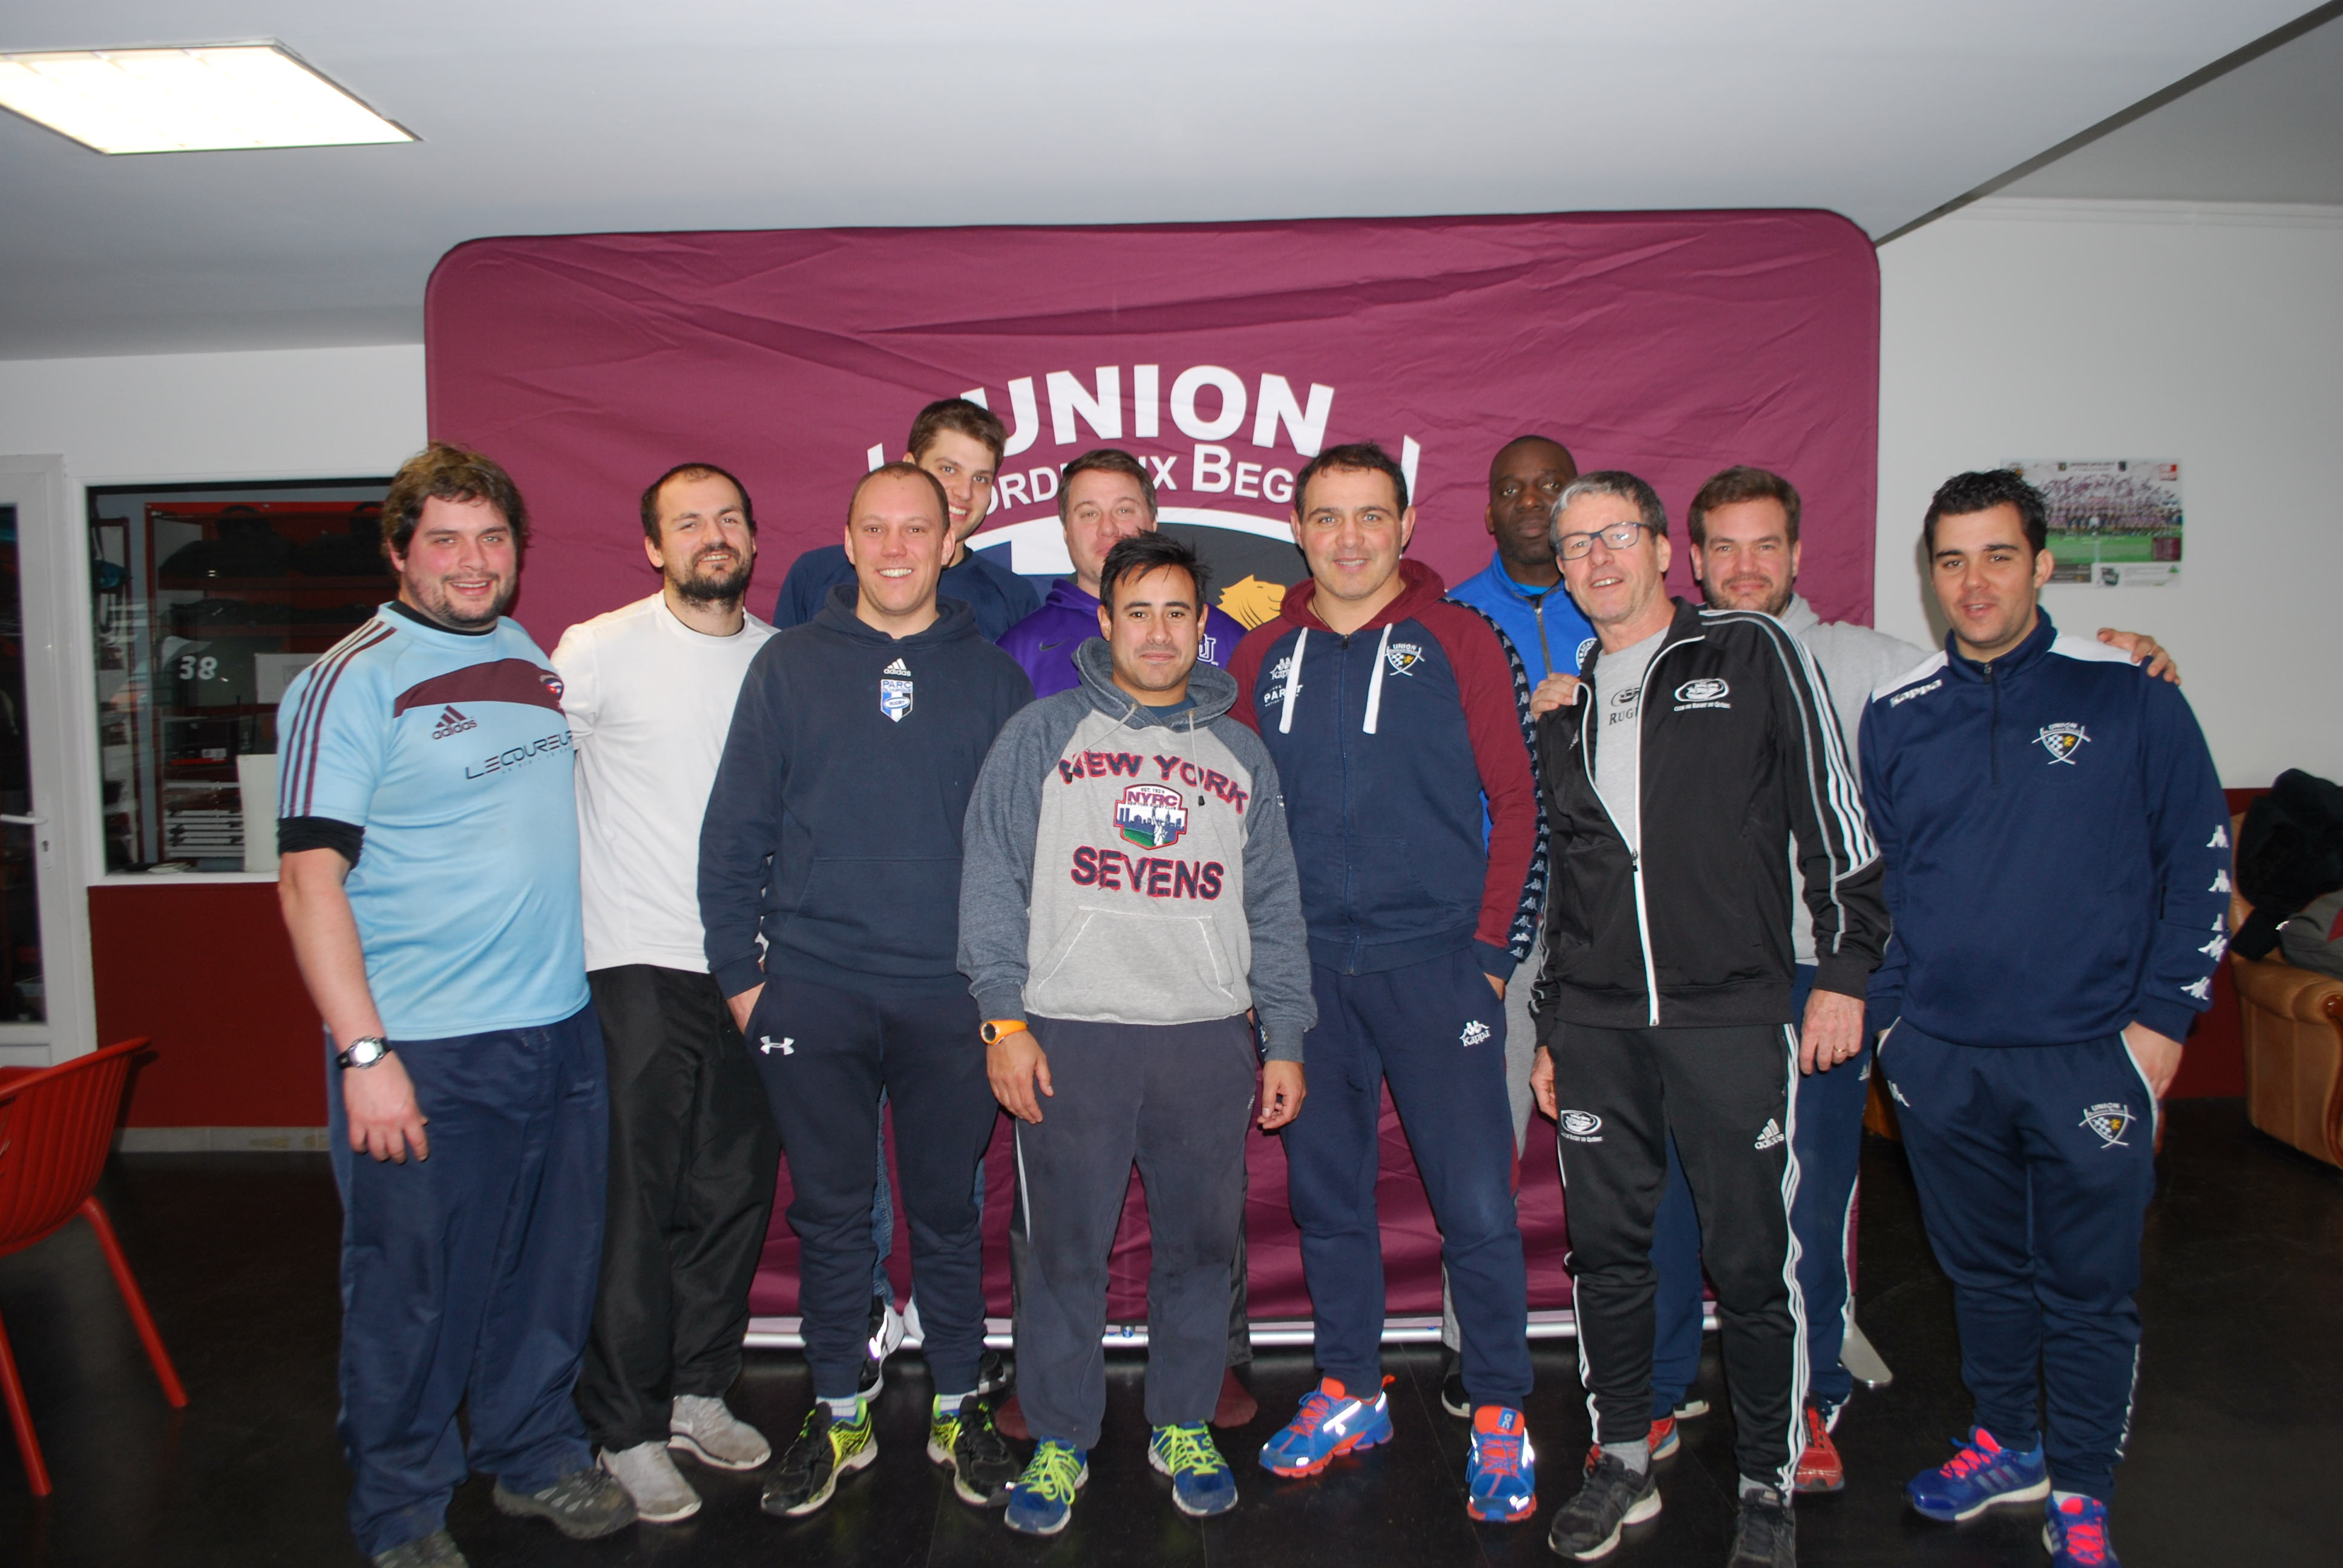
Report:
0,456,98,1067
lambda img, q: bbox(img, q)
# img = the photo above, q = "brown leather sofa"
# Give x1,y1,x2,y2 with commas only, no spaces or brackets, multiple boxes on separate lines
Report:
2229,814,2343,1168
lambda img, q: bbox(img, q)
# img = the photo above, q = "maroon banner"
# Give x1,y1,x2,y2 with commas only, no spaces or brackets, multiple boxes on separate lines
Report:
425,212,1879,1325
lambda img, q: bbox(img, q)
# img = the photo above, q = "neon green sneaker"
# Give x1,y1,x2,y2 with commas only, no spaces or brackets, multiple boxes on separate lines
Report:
929,1396,1018,1506
1150,1422,1237,1516
759,1403,875,1517
1004,1440,1088,1535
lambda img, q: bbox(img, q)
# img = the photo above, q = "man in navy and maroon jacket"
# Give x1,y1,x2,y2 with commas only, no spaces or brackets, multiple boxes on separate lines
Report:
1229,442,1545,1525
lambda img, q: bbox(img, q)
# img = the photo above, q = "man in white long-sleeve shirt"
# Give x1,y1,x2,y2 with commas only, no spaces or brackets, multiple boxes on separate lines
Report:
553,463,781,1524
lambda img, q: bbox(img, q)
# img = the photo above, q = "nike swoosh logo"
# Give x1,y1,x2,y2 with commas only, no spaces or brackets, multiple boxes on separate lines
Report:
1039,641,1064,651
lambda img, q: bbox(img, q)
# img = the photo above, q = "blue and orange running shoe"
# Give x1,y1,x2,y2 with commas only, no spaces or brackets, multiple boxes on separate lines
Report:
1905,1427,2048,1521
1258,1377,1394,1477
2044,1494,2122,1567
1465,1406,1536,1522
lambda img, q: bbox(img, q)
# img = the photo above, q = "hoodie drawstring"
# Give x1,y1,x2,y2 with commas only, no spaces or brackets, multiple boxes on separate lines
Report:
1277,627,1308,734
1362,624,1393,735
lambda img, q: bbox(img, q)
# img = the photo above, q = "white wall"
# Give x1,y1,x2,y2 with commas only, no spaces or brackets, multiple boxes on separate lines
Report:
1876,198,2343,788
0,344,425,483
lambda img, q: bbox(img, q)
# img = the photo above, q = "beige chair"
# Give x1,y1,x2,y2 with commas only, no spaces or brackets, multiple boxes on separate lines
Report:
2229,813,2343,1169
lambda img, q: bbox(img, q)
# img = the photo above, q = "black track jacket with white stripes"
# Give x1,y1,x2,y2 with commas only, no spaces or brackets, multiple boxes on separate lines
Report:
1531,598,1887,1040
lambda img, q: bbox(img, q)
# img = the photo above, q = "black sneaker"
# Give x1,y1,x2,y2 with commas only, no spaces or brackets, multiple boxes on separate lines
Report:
372,1530,467,1567
930,1396,1019,1506
1440,1354,1470,1419
975,1347,1012,1397
490,1466,637,1540
1728,1486,1796,1567
761,1403,877,1518
1547,1452,1662,1560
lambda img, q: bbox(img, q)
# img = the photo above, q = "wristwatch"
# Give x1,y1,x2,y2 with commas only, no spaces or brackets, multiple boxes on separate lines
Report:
336,1036,393,1069
979,1019,1029,1047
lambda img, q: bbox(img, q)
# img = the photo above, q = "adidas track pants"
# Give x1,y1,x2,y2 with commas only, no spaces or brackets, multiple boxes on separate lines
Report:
1548,1020,1804,1488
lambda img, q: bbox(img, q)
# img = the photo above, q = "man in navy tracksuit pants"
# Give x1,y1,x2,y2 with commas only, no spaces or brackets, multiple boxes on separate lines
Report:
700,463,1032,1520
1228,442,1546,1526
1861,470,2227,1568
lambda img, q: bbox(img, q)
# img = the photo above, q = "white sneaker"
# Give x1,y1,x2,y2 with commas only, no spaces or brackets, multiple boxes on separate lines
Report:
862,1296,907,1401
600,1441,701,1523
670,1394,771,1470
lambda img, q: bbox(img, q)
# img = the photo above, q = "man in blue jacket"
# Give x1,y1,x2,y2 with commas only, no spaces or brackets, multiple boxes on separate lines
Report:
1861,469,2228,1568
1230,442,1545,1526
771,398,1041,638
700,462,1032,1520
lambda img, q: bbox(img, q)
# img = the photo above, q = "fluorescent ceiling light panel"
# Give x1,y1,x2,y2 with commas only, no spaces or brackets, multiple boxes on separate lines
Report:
0,44,411,154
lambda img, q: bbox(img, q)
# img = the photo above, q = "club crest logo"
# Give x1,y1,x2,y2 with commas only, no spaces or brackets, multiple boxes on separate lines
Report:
1114,783,1188,848
1385,641,1425,676
536,670,564,701
2080,1101,2135,1148
880,677,913,723
1575,636,1598,671
1558,1109,1603,1143
1675,678,1729,704
2037,722,2089,765
1460,1019,1492,1048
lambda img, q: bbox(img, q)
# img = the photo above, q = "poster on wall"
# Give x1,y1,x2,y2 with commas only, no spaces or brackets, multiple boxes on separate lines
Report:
2008,458,2183,587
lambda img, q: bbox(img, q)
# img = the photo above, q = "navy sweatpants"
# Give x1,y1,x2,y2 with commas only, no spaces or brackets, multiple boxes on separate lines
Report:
1881,1018,2158,1501
327,1005,607,1559
747,973,995,1400
1648,965,1881,1415
1013,1014,1257,1450
1283,949,1532,1409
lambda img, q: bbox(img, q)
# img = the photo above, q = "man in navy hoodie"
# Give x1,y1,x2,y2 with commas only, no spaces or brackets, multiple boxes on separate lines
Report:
1861,470,2227,1568
700,462,1032,1521
1228,442,1545,1526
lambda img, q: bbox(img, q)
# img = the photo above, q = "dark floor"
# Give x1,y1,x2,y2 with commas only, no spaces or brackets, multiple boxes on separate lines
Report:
2,1098,2337,1566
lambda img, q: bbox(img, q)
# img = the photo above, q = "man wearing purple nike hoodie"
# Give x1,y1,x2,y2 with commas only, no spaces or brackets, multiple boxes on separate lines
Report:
998,449,1247,698
992,446,1259,1432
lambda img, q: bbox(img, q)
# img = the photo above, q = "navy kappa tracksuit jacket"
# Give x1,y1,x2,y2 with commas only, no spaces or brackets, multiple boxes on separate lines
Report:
1859,612,2230,1047
1227,560,1543,979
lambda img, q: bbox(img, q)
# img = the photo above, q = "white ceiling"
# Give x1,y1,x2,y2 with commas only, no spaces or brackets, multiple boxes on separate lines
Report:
0,1,2322,360
2004,10,2343,203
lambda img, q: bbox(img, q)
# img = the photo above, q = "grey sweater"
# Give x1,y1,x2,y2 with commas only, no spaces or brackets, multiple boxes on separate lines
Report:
958,639,1317,1061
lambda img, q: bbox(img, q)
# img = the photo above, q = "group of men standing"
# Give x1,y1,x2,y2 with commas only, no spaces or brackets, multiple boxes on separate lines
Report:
280,391,2227,1568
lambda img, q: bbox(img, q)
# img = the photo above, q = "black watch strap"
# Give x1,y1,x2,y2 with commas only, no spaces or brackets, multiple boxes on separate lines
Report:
336,1036,392,1069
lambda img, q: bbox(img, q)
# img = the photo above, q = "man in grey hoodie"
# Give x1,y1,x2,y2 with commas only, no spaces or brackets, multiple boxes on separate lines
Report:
959,532,1314,1537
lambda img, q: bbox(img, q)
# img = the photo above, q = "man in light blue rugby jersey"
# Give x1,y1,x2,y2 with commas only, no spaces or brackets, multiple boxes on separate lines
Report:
277,443,634,1568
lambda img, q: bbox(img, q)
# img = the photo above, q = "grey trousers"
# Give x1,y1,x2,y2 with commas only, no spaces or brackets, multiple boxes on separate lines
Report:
1012,1014,1257,1450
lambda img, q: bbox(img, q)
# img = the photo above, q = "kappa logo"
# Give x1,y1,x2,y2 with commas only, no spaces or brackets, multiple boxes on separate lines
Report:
759,1036,795,1056
1890,1081,1912,1108
880,676,913,723
429,705,476,740
2182,976,2212,1002
2080,1101,2135,1148
2037,722,2089,765
1114,783,1189,849
1674,677,1729,707
1890,677,1942,707
1460,1019,1492,1048
2210,867,2232,893
1385,641,1425,677
1261,655,1300,708
1754,1117,1784,1151
1558,1109,1604,1143
2208,823,2230,850
2199,932,2229,960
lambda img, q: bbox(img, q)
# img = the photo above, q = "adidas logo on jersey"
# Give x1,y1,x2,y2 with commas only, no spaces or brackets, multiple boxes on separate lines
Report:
1753,1117,1784,1151
883,658,912,676
1460,1019,1492,1048
430,705,476,739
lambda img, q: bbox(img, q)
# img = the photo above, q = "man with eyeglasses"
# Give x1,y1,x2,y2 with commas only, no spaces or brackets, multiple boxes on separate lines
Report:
1527,472,1886,1567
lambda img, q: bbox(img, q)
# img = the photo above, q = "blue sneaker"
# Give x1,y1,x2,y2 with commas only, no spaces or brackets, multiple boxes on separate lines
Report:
2044,1494,2122,1566
1259,1377,1394,1477
1466,1406,1536,1522
1003,1440,1087,1537
1150,1423,1237,1517
1905,1427,2050,1521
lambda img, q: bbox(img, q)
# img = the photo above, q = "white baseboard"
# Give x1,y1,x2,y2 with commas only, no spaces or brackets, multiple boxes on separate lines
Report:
114,1126,329,1153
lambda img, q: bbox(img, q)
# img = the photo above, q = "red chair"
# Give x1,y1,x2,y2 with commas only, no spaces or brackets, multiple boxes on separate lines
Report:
0,1037,188,1495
